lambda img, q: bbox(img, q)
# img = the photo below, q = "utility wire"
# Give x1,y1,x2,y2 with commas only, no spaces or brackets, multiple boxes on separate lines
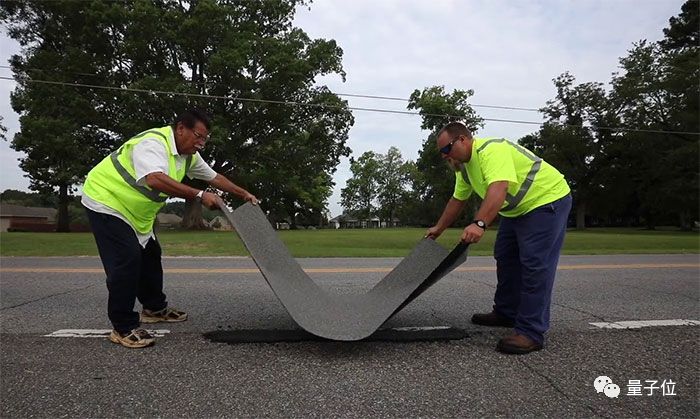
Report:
0,65,542,113
0,75,698,136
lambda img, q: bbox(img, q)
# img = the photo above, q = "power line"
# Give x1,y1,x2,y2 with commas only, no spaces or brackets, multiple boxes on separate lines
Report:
0,65,542,113
0,75,698,136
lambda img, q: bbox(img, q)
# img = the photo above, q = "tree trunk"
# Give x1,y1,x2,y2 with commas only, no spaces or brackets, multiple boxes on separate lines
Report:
56,183,70,232
575,200,586,230
644,212,656,230
679,210,691,231
180,178,208,230
181,199,208,230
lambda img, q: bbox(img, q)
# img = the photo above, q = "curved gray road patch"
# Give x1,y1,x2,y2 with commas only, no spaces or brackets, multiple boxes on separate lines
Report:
222,203,468,341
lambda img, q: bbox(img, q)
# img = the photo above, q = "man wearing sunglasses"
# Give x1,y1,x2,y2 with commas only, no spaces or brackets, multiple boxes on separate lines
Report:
82,109,258,348
426,121,571,355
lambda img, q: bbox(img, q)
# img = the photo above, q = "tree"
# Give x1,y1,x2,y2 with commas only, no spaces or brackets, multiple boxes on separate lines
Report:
0,116,6,141
0,189,56,207
405,86,484,225
660,0,699,50
608,0,699,229
155,0,353,228
1,0,124,231
519,72,618,229
376,147,411,225
340,151,381,221
2,0,353,231
519,1,699,229
97,0,353,228
243,88,353,229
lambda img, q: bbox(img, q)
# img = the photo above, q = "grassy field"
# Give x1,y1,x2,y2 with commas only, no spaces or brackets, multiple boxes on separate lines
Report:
1,227,698,257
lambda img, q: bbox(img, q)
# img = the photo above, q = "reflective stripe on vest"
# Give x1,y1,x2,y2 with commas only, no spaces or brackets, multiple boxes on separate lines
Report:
109,129,192,203
476,139,542,212
459,164,470,185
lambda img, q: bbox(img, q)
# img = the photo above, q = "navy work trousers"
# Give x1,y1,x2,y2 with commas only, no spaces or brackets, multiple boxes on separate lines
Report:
492,194,572,344
86,209,168,333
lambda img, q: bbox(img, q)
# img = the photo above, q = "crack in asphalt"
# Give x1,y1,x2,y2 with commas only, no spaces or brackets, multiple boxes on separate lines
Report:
0,284,99,311
517,358,605,418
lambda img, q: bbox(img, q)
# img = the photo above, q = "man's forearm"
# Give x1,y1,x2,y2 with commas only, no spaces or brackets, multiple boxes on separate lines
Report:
145,172,200,200
436,198,467,230
474,181,509,226
208,174,249,199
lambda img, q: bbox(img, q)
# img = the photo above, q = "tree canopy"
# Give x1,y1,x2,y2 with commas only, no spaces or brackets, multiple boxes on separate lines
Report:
1,0,353,230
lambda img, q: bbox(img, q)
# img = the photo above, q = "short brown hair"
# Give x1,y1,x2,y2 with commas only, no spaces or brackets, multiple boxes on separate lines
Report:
438,121,471,139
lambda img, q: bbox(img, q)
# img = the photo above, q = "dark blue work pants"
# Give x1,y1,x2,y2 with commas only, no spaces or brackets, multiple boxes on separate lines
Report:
492,194,572,344
86,209,168,333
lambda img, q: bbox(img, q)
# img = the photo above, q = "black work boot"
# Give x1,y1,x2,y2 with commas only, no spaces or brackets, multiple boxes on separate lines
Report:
471,311,515,327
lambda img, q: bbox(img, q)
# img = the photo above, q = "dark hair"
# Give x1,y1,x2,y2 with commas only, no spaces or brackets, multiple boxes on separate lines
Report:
174,109,211,130
438,121,471,139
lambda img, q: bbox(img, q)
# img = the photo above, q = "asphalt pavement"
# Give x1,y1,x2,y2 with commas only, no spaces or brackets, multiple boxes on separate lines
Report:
1,254,698,417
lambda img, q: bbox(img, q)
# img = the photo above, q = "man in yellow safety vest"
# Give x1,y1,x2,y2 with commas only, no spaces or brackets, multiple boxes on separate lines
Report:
82,109,258,348
426,122,572,355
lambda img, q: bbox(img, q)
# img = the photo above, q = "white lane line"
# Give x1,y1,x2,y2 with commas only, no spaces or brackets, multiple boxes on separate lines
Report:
590,319,700,329
391,326,452,332
44,329,170,338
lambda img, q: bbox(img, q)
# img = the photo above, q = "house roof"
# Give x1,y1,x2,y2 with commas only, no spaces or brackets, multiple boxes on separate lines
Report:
210,215,231,224
156,213,183,224
0,203,57,219
329,214,399,223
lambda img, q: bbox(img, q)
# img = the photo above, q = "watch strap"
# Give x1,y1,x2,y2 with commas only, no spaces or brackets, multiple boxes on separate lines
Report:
472,219,486,230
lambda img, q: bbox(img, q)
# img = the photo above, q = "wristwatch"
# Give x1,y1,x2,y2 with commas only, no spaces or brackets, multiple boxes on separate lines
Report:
195,190,204,202
472,219,487,230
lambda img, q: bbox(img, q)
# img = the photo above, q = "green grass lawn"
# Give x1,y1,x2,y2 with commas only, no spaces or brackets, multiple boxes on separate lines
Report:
1,227,698,257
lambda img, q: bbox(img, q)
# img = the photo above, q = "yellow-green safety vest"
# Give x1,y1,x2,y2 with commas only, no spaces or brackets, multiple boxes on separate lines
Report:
453,138,570,217
83,126,195,233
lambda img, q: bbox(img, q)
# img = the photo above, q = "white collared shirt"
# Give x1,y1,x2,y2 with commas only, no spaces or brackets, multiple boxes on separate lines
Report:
82,128,217,247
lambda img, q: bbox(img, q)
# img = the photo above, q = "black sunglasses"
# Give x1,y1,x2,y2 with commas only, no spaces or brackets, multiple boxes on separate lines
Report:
440,135,461,155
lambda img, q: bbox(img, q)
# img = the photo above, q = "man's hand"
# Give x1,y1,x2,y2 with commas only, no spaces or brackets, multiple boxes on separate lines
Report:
461,223,484,243
425,226,444,240
201,192,221,209
243,192,259,205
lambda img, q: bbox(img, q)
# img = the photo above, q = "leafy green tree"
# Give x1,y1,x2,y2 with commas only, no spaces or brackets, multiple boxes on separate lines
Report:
0,116,6,141
340,151,381,221
518,72,617,229
607,0,699,229
520,1,699,229
405,86,484,225
1,0,123,231
2,0,353,231
152,0,352,228
0,189,56,207
376,147,412,225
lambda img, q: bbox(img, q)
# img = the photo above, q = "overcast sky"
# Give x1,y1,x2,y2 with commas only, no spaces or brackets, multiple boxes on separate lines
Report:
0,0,684,216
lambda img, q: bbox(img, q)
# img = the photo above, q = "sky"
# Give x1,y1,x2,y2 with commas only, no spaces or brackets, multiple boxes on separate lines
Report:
0,0,684,216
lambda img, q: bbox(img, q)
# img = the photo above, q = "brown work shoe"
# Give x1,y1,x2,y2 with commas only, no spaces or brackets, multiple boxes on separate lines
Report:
471,311,515,327
496,333,543,355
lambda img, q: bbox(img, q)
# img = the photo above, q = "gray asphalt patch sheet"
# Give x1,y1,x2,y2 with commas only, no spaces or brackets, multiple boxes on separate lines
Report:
222,203,468,341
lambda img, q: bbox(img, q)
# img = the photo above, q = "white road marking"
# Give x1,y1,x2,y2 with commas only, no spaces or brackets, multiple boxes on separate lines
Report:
44,329,170,338
391,326,452,332
590,319,700,329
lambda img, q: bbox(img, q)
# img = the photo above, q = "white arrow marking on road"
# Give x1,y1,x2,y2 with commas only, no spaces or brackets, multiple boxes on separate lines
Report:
590,319,700,329
44,329,170,337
